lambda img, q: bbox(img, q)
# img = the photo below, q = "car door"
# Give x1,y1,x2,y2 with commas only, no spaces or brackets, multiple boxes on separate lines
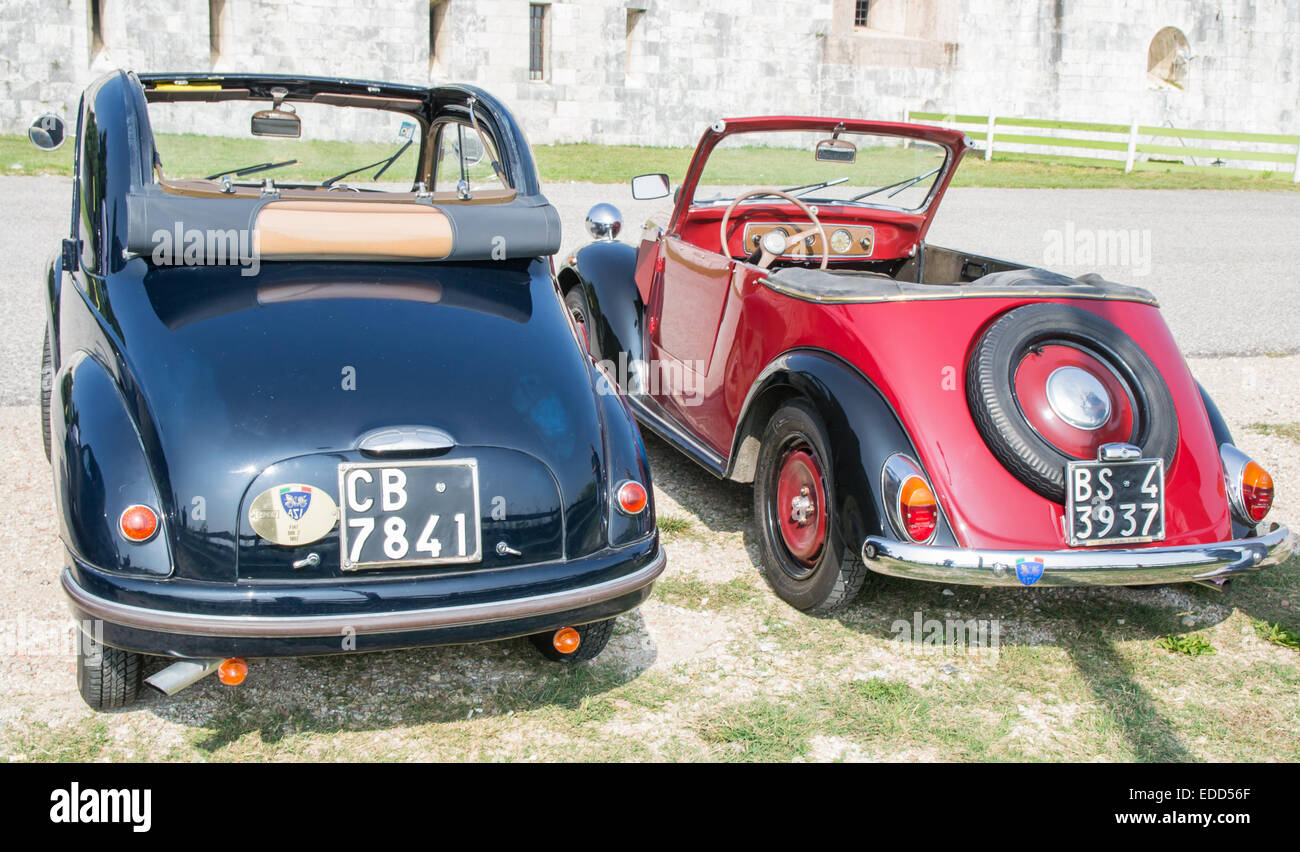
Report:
644,231,754,455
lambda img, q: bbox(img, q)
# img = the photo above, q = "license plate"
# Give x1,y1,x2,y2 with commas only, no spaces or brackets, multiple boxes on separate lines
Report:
337,459,482,570
1065,458,1165,547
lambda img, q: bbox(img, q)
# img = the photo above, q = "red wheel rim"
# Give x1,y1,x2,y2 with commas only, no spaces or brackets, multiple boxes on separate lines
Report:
774,444,827,565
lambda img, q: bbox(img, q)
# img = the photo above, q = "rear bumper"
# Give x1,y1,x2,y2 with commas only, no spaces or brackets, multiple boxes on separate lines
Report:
862,526,1294,587
63,538,664,657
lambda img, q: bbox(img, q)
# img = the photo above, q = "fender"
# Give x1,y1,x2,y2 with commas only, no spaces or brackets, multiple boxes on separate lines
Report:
1197,381,1255,540
727,349,958,549
592,362,655,548
54,351,173,577
559,241,645,373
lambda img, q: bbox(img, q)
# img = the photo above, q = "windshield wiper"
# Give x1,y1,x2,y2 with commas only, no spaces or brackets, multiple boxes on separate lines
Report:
321,140,413,187
740,178,850,202
204,159,299,181
848,166,942,202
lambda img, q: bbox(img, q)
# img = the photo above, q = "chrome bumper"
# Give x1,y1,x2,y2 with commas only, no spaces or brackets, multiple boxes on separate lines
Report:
62,549,666,638
861,526,1294,588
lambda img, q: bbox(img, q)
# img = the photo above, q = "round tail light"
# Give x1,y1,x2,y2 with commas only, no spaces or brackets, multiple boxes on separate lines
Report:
1241,461,1274,522
118,505,159,543
1221,444,1275,524
899,476,938,543
616,480,648,515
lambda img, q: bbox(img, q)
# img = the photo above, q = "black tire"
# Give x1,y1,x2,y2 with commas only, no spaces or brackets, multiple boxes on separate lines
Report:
40,327,52,463
530,618,616,663
564,286,595,358
753,400,871,614
966,303,1178,504
77,633,143,710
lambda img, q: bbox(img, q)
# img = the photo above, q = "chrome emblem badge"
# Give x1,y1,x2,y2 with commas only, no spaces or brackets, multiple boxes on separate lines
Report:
249,482,338,546
1015,557,1045,587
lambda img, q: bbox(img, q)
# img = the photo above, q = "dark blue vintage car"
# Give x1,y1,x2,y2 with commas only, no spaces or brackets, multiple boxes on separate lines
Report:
39,70,662,709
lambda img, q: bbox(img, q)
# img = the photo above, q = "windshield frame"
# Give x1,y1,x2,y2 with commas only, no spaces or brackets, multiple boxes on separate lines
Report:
669,116,970,240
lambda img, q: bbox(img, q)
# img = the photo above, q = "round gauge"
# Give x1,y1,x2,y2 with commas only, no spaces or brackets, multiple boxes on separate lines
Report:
829,229,853,254
760,229,789,256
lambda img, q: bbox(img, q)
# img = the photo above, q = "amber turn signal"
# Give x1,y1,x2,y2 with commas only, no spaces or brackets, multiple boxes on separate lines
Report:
118,504,159,543
217,658,248,686
552,627,581,655
616,480,648,515
899,476,938,543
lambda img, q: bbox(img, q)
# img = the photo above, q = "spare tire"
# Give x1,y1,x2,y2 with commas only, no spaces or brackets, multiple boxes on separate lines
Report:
966,303,1178,503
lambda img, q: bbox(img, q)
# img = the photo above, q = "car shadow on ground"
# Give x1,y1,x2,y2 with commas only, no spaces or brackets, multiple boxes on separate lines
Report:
139,607,659,750
642,429,1298,762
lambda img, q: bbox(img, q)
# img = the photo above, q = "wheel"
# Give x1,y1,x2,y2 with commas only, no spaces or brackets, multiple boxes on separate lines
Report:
530,618,616,663
40,327,52,462
76,632,144,710
753,399,871,614
564,286,594,357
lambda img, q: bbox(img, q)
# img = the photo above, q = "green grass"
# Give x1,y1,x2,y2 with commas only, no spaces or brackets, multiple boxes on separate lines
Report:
6,133,1299,190
655,514,696,539
1155,634,1217,657
653,574,760,611
1245,422,1300,444
1253,619,1300,651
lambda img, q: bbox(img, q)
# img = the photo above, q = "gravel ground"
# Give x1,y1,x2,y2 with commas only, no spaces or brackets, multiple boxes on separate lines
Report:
1,177,1297,761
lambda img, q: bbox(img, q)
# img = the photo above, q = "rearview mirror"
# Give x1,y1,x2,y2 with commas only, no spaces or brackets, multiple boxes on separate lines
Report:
815,138,856,164
28,113,66,151
251,108,301,138
631,173,670,200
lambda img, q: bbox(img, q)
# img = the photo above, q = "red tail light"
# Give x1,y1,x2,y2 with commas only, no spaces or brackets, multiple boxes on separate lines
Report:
616,480,648,515
1241,461,1274,522
118,505,159,543
899,476,938,542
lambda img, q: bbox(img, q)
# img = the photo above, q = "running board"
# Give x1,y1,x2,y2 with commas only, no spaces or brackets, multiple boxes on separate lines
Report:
626,395,727,478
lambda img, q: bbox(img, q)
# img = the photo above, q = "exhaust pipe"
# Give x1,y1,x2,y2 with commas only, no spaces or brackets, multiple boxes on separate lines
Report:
145,658,222,696
1193,578,1233,593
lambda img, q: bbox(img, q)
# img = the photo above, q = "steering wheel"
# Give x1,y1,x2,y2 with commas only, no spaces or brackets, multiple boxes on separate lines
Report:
718,188,830,270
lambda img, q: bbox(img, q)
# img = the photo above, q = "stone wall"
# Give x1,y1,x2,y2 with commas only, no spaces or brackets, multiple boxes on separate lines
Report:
3,0,1297,148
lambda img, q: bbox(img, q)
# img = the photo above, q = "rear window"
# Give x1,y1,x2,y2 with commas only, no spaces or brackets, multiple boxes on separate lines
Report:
146,99,422,191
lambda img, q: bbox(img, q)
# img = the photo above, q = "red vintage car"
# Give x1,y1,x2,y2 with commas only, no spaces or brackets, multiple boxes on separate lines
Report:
559,115,1294,614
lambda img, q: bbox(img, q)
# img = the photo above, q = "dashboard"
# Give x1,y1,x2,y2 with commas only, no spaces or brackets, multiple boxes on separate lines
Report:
742,221,876,260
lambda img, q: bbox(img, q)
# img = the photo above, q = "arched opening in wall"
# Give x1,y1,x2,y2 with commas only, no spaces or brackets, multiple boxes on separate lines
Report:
1147,27,1190,89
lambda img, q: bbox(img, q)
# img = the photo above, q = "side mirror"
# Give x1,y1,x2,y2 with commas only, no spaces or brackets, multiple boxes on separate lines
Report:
251,108,301,138
815,138,857,164
28,113,67,151
631,173,670,200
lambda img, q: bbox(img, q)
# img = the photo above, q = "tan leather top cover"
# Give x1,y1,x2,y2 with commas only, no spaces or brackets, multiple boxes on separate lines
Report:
253,200,454,260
